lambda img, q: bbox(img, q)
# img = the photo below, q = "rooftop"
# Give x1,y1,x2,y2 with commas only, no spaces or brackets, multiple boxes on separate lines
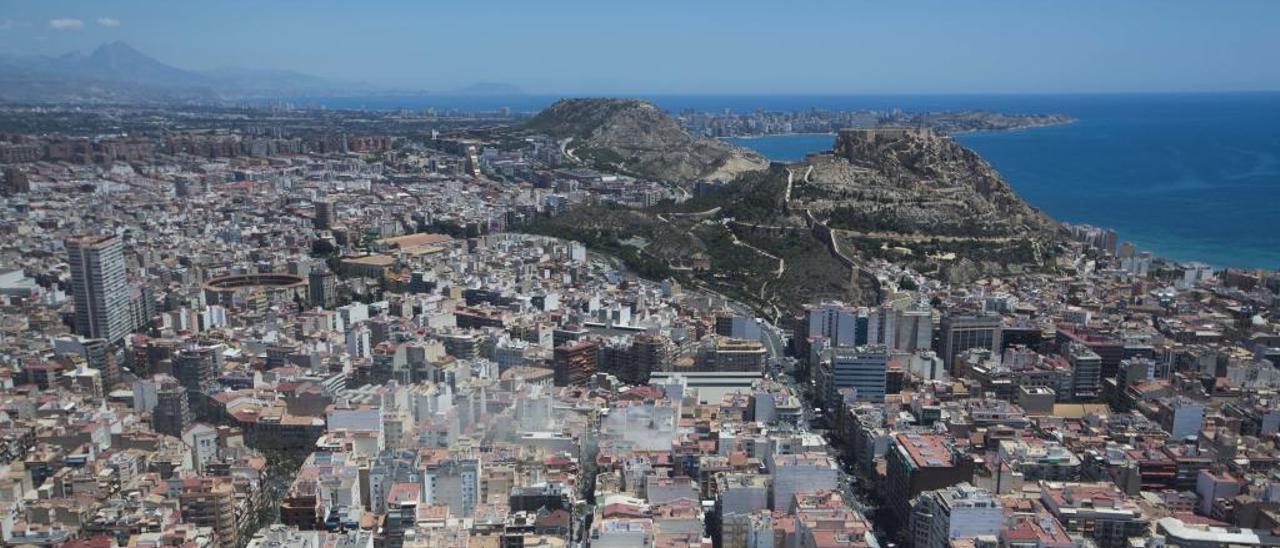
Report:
896,432,956,468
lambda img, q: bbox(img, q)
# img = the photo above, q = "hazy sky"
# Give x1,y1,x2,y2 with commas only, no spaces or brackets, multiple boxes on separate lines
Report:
2,0,1278,94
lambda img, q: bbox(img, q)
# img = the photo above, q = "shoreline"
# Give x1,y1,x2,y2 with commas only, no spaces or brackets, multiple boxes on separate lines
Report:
946,117,1077,135
724,127,1273,273
716,118,1076,140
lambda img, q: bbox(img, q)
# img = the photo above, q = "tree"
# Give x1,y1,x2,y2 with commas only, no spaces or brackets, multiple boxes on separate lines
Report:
310,239,337,257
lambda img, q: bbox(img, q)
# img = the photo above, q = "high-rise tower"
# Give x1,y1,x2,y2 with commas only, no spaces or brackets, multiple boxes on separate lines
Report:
66,235,132,343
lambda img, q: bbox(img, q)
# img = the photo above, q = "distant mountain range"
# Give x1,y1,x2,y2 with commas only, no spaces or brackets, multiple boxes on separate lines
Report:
452,82,525,96
0,41,521,104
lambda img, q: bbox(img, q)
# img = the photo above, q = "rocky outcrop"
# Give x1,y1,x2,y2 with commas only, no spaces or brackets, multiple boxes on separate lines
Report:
805,127,1058,237
526,98,767,184
524,118,1063,318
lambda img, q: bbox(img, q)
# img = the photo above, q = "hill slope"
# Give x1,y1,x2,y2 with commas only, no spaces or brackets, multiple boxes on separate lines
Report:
526,124,1063,317
809,127,1057,237
525,98,767,184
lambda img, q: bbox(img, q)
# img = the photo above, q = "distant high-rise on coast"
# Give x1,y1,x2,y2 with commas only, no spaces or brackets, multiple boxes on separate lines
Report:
66,235,131,344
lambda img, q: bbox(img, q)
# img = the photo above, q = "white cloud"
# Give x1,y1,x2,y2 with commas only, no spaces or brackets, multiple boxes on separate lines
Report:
97,17,121,28
49,18,84,31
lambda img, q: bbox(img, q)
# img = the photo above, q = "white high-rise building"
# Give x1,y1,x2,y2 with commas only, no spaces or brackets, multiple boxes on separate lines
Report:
771,453,839,512
1166,397,1206,440
910,483,1003,548
199,305,227,331
346,324,372,358
717,473,771,548
337,301,370,326
896,307,933,352
819,345,888,404
807,301,861,347
908,350,946,380
868,304,897,349
423,456,482,517
66,235,132,343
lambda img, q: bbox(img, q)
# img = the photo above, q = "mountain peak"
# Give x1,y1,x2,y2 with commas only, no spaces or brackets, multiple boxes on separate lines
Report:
89,41,162,66
79,41,203,86
94,40,138,52
0,41,401,102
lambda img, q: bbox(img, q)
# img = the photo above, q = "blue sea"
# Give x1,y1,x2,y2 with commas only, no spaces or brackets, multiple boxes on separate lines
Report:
290,93,1280,270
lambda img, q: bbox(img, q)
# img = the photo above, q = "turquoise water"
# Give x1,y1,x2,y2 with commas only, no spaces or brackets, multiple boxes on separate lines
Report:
722,94,1280,270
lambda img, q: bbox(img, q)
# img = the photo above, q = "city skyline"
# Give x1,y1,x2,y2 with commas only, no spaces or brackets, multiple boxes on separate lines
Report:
2,4,1280,548
2,0,1279,94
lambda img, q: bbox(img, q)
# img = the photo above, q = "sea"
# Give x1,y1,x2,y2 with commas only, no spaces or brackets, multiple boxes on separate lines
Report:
287,93,1280,270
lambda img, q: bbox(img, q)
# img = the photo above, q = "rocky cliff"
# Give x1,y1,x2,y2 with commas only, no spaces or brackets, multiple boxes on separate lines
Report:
807,127,1057,237
796,127,1060,283
525,98,767,184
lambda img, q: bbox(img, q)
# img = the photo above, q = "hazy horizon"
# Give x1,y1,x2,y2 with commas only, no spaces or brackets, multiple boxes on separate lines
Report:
2,0,1279,95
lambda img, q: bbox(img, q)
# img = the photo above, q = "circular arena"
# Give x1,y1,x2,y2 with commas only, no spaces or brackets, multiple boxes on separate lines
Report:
203,273,308,308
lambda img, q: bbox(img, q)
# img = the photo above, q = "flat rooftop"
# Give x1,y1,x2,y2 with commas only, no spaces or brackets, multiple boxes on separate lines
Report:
342,254,396,266
376,233,452,249
896,432,956,468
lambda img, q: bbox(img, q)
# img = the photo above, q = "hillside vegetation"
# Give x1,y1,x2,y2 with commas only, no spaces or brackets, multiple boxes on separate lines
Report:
521,108,1064,318
525,98,767,184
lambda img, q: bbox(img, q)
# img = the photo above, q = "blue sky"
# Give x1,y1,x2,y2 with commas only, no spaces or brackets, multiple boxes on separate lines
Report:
1,0,1278,94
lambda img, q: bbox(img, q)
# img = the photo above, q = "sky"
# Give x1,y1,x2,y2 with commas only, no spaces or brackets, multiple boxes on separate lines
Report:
1,0,1279,94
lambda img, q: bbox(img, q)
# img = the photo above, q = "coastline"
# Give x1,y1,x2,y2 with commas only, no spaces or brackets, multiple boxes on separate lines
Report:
716,118,1076,140
945,117,1077,135
727,124,1274,272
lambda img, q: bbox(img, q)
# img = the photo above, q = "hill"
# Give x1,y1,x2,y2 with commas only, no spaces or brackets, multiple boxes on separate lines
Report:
811,127,1056,237
525,125,1063,318
525,98,767,184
